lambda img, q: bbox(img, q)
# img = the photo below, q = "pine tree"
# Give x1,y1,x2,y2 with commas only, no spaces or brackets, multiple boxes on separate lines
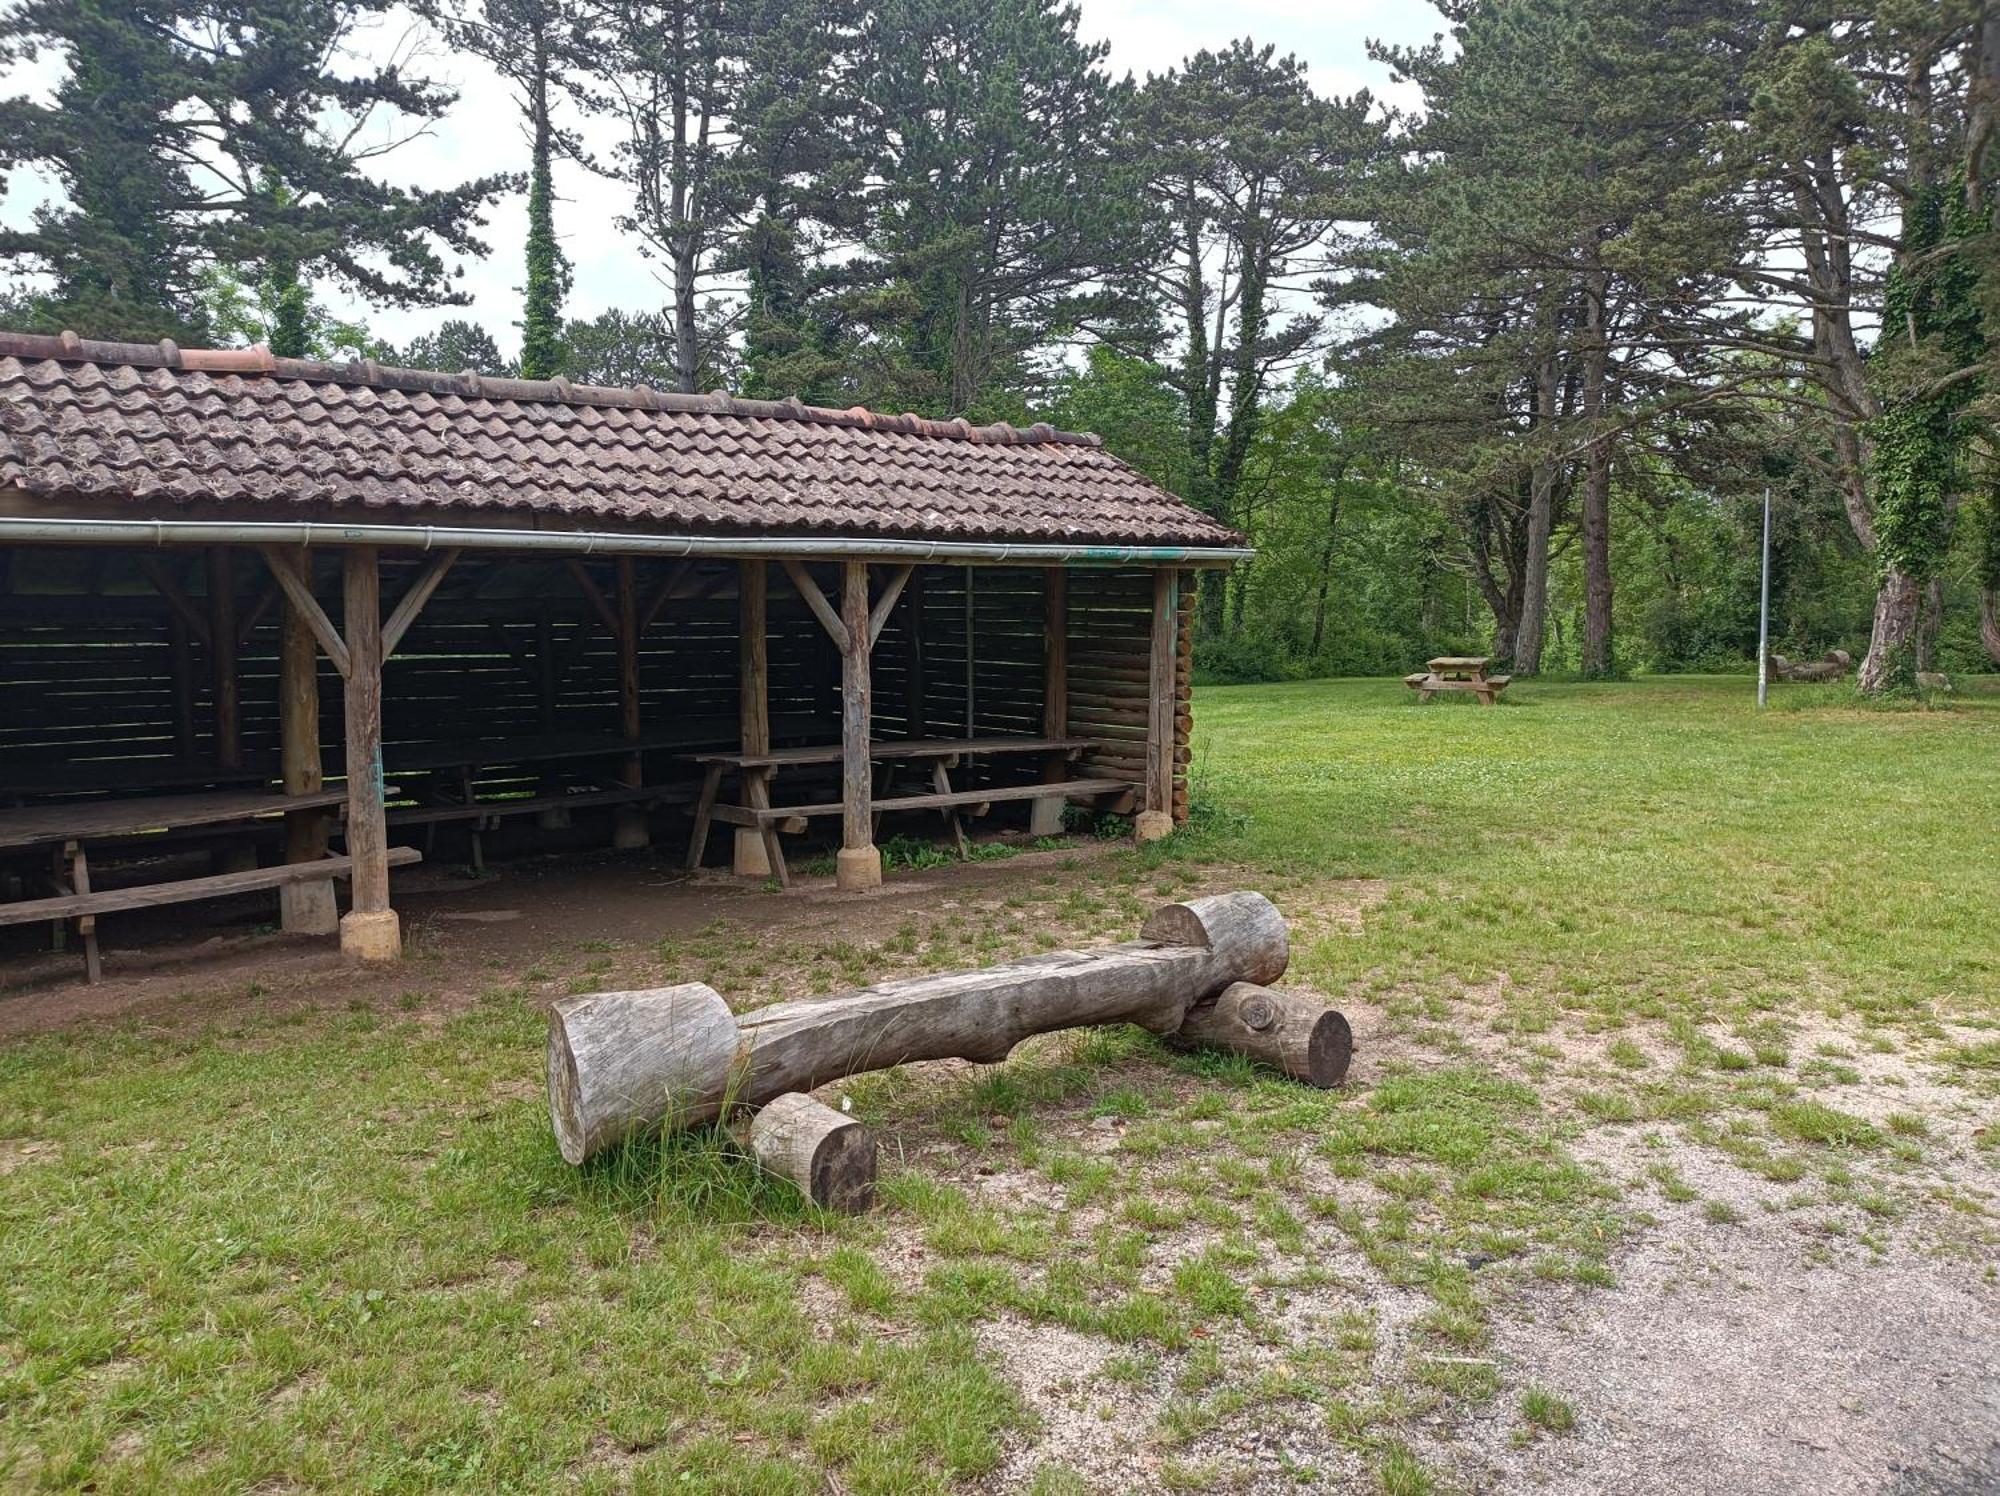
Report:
855,0,1143,416
0,0,511,342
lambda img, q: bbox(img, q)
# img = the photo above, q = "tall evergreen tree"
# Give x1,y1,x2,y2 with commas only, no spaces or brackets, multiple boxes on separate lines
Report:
855,0,1143,415
1118,41,1376,637
0,0,510,342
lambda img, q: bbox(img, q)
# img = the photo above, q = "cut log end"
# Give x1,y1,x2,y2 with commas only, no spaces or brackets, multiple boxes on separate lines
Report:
750,1092,877,1213
1140,891,1289,988
1175,982,1352,1088
547,982,741,1165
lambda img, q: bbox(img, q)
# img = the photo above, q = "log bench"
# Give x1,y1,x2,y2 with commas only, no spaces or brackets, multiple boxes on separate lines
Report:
0,847,422,982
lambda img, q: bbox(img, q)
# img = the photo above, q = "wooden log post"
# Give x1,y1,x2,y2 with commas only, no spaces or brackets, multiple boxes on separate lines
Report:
836,560,881,891
547,890,1288,1162
1135,567,1179,843
748,1092,877,1213
734,559,773,877
1172,982,1353,1087
339,547,399,962
611,556,649,849
278,588,337,934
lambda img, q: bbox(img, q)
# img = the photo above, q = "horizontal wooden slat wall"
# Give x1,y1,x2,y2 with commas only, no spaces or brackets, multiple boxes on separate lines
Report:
2,548,1189,826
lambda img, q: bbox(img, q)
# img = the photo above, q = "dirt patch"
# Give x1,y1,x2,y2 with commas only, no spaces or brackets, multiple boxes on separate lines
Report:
0,840,1135,1039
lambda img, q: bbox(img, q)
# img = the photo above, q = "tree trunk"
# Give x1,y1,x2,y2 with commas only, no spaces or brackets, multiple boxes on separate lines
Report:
1859,567,1924,692
1917,575,1944,672
1579,269,1613,677
547,892,1289,1163
1982,586,2000,666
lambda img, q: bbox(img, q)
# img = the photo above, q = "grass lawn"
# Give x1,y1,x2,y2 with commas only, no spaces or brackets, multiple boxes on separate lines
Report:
1,676,1996,1492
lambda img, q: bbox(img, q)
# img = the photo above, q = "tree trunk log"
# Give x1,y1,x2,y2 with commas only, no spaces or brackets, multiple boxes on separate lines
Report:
1859,567,1923,693
1173,982,1352,1087
547,980,742,1165
547,891,1288,1163
748,1092,876,1213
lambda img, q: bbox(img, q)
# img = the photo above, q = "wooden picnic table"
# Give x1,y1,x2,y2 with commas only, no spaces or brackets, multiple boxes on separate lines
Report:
376,731,693,870
683,735,1127,886
0,785,415,983
1404,656,1512,706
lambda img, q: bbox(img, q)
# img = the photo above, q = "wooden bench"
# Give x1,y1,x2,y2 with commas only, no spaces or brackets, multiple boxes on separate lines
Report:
389,784,694,872
684,735,1119,886
711,778,1138,829
0,848,422,982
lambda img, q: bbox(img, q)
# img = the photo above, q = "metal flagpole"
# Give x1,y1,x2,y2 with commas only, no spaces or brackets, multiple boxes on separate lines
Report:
1757,485,1772,709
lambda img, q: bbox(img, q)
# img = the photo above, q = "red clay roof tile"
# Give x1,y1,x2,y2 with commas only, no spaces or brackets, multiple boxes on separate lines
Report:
0,331,1242,549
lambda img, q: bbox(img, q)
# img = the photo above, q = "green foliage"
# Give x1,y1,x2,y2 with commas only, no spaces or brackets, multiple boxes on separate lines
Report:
0,0,509,341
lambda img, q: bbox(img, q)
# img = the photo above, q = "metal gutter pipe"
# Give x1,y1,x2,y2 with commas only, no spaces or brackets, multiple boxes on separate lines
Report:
0,517,1252,568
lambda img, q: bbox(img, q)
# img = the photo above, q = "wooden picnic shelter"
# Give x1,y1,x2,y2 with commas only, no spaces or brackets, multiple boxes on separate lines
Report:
0,331,1248,978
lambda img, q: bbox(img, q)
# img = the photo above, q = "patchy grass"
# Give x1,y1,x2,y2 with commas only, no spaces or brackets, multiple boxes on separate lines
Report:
1,675,1997,1489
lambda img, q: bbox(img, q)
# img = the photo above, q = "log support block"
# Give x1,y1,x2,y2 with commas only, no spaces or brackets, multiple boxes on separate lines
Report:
748,1092,876,1213
733,827,772,878
1133,809,1173,843
836,845,883,891
1173,981,1352,1087
339,907,402,964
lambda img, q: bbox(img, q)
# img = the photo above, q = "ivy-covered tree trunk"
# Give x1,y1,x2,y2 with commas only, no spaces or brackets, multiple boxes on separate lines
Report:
519,32,568,382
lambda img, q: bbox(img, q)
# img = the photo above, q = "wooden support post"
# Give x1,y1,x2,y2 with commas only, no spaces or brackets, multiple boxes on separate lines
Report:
1136,567,1178,843
279,590,337,935
611,556,649,849
836,560,880,891
734,560,773,877
1033,566,1069,836
339,547,399,961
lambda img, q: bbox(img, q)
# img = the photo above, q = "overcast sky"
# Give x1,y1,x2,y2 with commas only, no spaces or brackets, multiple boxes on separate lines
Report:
3,1,1446,355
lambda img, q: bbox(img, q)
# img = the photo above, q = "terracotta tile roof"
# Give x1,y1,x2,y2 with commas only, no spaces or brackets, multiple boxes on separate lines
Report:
0,331,1243,549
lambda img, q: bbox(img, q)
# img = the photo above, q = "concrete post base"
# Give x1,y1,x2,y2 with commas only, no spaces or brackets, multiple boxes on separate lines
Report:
280,880,339,936
1028,794,1066,837
1133,810,1174,844
610,807,650,850
339,908,402,962
836,845,882,891
733,828,771,878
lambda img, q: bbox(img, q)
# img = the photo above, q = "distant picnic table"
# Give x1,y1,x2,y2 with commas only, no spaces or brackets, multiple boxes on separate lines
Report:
1404,656,1512,706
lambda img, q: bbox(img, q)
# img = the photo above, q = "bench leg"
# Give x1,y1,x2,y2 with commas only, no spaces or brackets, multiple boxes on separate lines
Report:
931,762,969,858
739,769,779,880
68,841,101,984
685,764,723,871
49,845,67,955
